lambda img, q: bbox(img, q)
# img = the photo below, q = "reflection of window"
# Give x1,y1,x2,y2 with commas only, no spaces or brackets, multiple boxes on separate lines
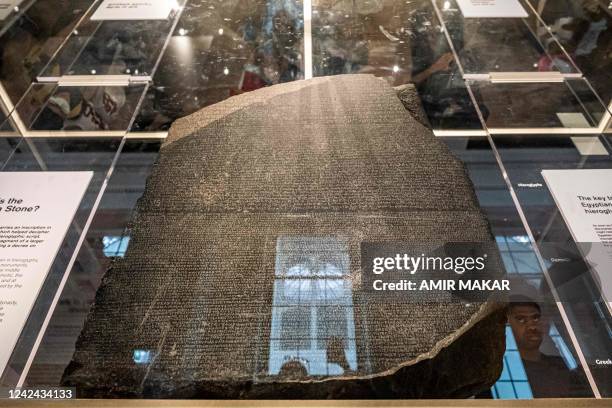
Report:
491,326,534,399
316,305,348,349
268,237,357,377
549,324,577,370
132,349,154,365
279,307,310,350
495,235,542,275
492,324,579,399
102,235,130,257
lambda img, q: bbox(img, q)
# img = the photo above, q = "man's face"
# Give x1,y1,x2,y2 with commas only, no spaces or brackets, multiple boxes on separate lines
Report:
508,305,544,351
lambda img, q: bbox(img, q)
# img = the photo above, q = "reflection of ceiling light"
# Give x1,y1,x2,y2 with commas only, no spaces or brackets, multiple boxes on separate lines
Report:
392,65,400,73
223,67,229,75
178,28,187,36
218,28,224,35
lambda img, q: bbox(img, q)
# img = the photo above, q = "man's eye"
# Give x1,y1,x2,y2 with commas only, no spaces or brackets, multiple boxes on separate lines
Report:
517,318,526,323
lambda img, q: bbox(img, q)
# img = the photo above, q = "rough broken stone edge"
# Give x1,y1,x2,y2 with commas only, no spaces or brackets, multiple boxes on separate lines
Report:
252,299,504,385
165,75,434,146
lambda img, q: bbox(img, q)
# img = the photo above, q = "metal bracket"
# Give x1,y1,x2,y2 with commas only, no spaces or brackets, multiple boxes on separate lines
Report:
37,74,151,87
463,71,581,83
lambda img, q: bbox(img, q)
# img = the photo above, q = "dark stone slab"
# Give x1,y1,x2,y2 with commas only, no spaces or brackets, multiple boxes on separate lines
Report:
63,75,505,398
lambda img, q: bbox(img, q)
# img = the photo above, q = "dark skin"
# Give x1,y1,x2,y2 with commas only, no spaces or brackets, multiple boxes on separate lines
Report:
508,305,547,362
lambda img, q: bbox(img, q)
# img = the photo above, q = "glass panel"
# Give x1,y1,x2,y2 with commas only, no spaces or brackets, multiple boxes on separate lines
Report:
435,0,580,76
7,139,161,389
0,136,123,389
37,1,183,79
311,0,416,82
446,136,599,399
10,83,147,132
133,0,482,133
0,136,20,169
488,133,612,396
565,78,610,127
310,0,483,132
0,0,94,104
130,0,306,132
528,0,612,108
469,79,605,130
0,103,21,168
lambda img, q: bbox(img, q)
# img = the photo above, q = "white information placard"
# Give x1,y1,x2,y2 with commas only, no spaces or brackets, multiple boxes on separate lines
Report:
542,169,612,309
0,172,92,377
0,0,24,21
456,0,528,18
91,0,175,21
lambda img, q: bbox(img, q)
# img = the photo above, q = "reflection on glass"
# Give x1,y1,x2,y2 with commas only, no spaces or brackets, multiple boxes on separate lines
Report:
66,20,175,77
102,235,130,257
492,326,534,399
131,0,304,131
469,79,604,129
491,310,593,399
530,0,612,104
436,0,579,75
310,0,482,130
487,134,612,396
312,0,408,80
13,84,147,131
549,324,578,371
269,236,357,377
0,0,92,104
17,140,161,389
496,235,542,275
133,349,154,365
132,0,484,132
0,136,123,390
0,105,21,168
505,298,592,398
38,2,183,79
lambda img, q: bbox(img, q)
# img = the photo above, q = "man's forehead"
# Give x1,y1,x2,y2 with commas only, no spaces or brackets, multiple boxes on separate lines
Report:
510,305,541,316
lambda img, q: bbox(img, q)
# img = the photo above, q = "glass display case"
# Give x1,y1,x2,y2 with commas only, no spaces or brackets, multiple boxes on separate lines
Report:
0,0,610,404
